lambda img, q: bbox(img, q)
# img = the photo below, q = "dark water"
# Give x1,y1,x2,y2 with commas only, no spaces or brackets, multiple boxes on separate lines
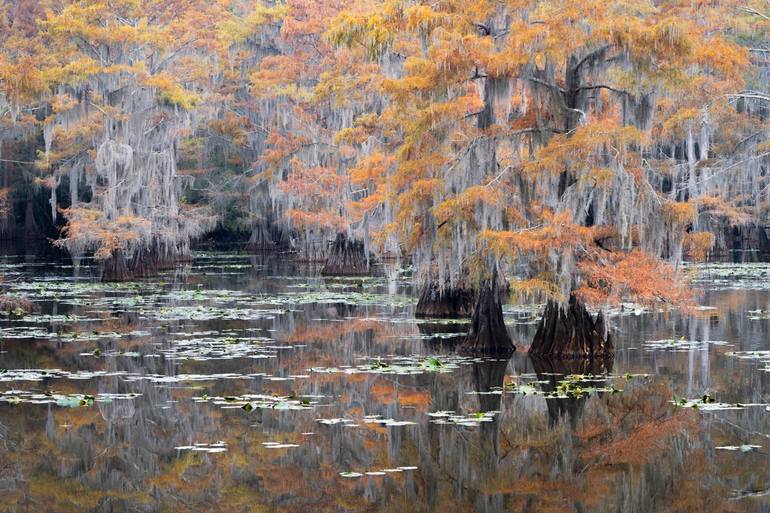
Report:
0,251,768,512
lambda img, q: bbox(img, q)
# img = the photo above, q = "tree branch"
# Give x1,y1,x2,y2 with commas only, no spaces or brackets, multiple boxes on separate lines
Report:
574,84,629,96
728,90,770,102
572,45,614,74
0,158,36,166
521,76,566,95
739,6,770,21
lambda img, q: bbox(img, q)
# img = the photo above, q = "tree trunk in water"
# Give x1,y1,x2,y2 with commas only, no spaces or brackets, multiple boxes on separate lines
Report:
530,294,613,358
23,194,40,240
321,233,370,276
461,269,515,355
101,247,170,281
415,282,476,318
101,252,131,282
247,222,273,252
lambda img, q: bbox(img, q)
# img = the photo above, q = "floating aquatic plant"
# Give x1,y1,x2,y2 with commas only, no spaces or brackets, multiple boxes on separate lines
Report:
310,355,485,376
339,466,417,478
671,395,768,411
362,415,417,427
501,374,624,399
715,444,762,452
643,338,730,351
0,391,140,407
262,442,300,449
175,442,228,453
428,410,497,427
194,393,317,411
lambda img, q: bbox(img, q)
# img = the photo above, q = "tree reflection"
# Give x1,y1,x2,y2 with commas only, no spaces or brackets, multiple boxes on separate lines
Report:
0,255,767,512
530,356,614,428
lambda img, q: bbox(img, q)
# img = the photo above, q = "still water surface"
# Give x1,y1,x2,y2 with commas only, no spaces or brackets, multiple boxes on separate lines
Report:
0,251,768,512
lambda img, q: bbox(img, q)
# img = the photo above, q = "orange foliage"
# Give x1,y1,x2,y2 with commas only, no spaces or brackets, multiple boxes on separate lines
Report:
432,186,504,228
663,200,697,226
56,207,151,260
524,120,649,179
683,231,716,261
696,195,752,225
576,250,695,308
1,0,765,310
482,211,597,259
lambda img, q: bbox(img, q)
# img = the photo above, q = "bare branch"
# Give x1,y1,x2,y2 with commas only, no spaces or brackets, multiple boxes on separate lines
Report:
739,6,770,20
575,84,629,96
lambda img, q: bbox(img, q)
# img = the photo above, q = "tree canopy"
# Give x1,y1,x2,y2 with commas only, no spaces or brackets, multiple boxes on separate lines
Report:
1,0,769,343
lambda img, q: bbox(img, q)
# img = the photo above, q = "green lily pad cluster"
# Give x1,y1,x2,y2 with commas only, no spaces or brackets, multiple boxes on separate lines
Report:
0,391,140,407
643,338,730,351
316,417,359,426
671,395,768,411
194,393,318,411
0,368,128,382
362,414,417,427
310,355,483,376
142,305,283,322
262,441,300,449
503,374,624,399
715,444,761,452
687,262,770,291
726,350,770,373
156,333,280,361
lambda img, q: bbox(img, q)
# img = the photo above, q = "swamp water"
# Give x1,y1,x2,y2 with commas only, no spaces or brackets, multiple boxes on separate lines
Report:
0,251,768,512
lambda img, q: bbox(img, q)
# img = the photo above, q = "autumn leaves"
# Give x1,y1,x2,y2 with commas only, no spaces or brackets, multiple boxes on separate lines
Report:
1,1,767,322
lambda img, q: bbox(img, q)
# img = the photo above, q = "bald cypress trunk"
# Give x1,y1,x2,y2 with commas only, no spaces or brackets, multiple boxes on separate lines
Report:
247,222,275,252
529,294,613,358
101,246,174,281
101,252,131,282
321,233,370,276
461,268,515,354
415,282,476,318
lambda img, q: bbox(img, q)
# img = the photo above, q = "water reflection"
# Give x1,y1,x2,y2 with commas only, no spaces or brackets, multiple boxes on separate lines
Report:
0,251,768,512
530,357,613,428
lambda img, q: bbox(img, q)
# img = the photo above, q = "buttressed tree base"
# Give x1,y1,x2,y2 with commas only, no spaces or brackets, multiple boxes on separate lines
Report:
530,296,613,359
